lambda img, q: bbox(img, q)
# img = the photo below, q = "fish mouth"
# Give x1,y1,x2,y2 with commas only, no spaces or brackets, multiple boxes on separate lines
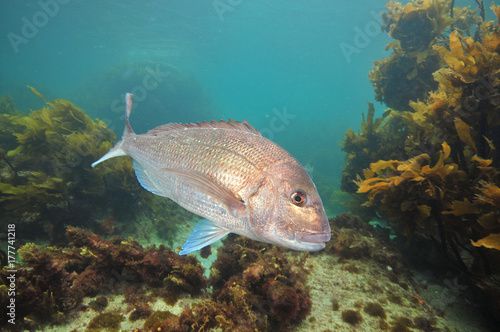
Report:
296,232,331,250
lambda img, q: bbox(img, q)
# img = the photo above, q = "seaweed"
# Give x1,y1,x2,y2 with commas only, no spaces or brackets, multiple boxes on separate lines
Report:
0,88,192,245
341,309,363,325
143,310,177,330
0,244,78,328
343,0,500,322
89,296,109,312
363,302,387,319
210,235,312,329
0,228,207,330
370,0,454,111
86,312,125,332
340,103,407,218
371,1,485,112
148,235,313,331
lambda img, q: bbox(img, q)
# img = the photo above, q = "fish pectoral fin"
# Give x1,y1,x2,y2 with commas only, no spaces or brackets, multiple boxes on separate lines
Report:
162,167,246,215
133,161,165,197
179,219,230,255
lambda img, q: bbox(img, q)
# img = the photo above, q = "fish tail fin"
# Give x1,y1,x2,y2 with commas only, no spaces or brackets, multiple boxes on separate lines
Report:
91,93,135,168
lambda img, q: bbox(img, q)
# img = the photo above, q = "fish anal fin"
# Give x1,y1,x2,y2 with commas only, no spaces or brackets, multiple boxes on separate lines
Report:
162,167,246,216
179,219,230,255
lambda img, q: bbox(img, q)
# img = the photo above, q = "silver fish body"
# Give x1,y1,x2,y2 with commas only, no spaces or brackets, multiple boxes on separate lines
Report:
93,93,331,254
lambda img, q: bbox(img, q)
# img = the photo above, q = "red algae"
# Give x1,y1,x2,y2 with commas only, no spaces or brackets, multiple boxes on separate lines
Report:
0,228,206,330
147,235,313,331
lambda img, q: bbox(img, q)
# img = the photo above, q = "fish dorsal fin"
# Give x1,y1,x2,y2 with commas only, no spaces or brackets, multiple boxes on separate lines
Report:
162,167,247,217
179,219,230,255
146,119,262,136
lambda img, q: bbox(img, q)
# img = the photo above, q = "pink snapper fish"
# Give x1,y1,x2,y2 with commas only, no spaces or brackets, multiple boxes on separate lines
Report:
92,93,331,255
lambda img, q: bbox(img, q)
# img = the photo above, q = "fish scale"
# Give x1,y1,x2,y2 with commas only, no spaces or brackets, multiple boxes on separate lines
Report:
129,128,291,194
92,93,331,255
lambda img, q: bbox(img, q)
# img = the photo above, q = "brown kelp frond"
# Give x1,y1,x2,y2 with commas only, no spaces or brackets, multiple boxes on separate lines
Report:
361,102,384,136
471,233,500,250
371,0,455,111
343,0,500,321
475,181,500,207
356,143,455,207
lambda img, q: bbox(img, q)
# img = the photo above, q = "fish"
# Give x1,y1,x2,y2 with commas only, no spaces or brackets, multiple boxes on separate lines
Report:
92,93,331,255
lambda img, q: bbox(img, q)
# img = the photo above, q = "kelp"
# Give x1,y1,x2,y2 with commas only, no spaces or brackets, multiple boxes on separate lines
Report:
471,233,500,250
354,136,500,267
0,171,66,214
7,96,115,175
369,46,442,112
475,181,500,207
0,88,191,244
434,29,500,83
341,104,401,211
383,0,454,53
343,1,500,315
358,4,500,247
451,6,484,37
0,95,22,116
370,0,458,111
370,0,487,112
355,143,467,236
0,88,116,210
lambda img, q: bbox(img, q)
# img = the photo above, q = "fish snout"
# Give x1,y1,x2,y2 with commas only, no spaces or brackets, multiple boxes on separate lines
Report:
296,212,331,247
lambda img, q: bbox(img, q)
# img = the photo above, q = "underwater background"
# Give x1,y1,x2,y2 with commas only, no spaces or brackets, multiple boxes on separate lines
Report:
1,0,500,331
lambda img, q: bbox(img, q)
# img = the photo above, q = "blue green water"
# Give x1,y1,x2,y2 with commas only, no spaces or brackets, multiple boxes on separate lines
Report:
0,0,493,216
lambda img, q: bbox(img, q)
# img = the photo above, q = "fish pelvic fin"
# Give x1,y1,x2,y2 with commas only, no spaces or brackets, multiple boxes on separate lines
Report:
179,219,230,255
92,93,135,168
133,161,164,196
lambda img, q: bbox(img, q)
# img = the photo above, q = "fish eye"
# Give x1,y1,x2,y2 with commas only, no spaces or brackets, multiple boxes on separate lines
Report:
291,191,306,206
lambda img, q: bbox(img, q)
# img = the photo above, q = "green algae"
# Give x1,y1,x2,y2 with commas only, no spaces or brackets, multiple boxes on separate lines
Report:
0,87,192,245
86,312,125,332
143,310,176,330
